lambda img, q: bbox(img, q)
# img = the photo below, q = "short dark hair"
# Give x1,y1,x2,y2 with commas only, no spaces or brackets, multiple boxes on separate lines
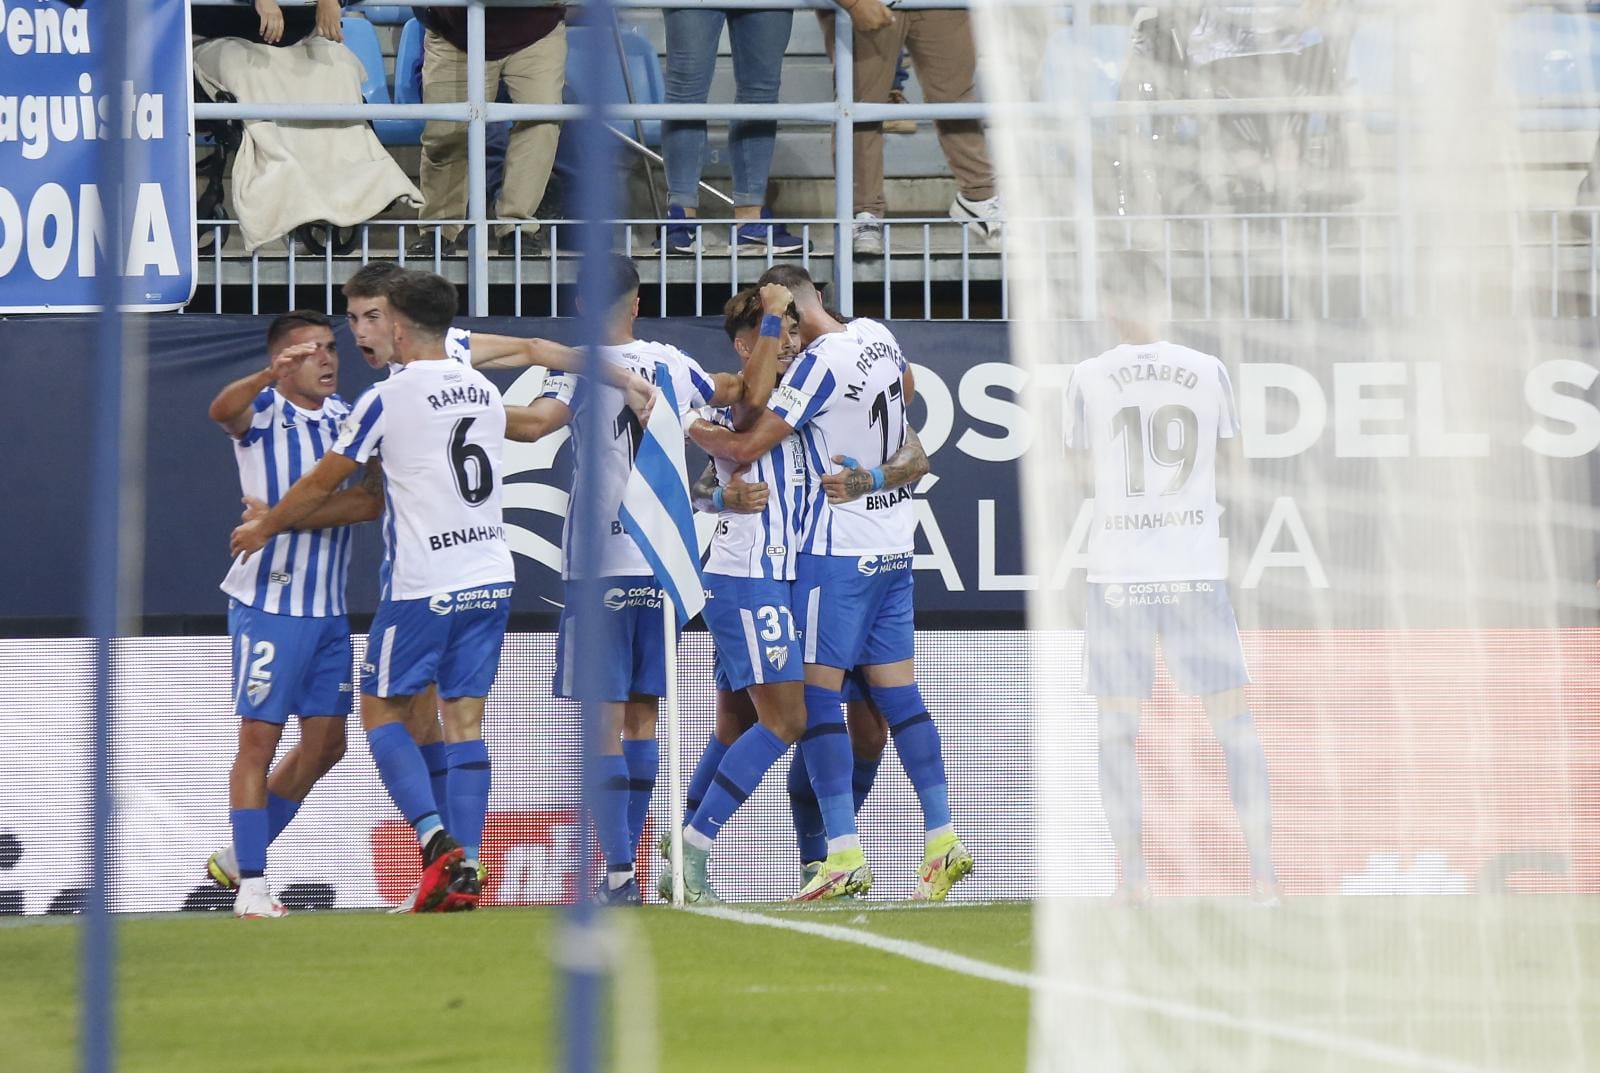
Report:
757,264,816,295
266,309,332,349
722,287,764,343
386,270,459,337
341,261,405,301
605,254,640,307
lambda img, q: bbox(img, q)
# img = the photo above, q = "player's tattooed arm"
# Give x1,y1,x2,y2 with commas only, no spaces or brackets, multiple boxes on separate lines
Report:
687,408,791,466
693,461,769,515
231,452,361,558
506,397,574,443
822,425,929,504
239,459,385,529
207,342,318,438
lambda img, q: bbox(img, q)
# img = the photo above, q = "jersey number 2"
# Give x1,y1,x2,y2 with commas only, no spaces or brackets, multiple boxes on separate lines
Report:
449,417,494,505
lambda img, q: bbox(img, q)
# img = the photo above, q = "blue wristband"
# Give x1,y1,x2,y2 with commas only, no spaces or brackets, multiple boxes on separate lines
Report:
712,487,726,511
760,314,783,338
869,467,886,491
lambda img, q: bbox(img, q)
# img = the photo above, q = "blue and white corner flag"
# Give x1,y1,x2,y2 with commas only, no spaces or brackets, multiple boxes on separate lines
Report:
619,362,706,627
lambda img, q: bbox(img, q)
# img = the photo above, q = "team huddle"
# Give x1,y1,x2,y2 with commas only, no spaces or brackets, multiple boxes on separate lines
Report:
205,258,973,917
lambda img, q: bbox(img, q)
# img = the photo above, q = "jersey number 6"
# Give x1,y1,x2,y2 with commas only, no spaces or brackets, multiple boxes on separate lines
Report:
449,417,494,505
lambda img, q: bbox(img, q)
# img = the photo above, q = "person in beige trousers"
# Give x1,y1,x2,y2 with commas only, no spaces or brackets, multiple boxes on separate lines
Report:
409,6,567,258
821,0,1003,255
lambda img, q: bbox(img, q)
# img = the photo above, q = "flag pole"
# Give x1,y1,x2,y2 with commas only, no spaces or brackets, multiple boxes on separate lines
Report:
664,590,685,907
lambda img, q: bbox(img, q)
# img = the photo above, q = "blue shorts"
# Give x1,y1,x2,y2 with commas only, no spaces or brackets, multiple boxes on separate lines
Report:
362,584,513,699
228,601,353,724
793,552,915,671
1083,580,1250,699
554,577,667,702
705,574,804,693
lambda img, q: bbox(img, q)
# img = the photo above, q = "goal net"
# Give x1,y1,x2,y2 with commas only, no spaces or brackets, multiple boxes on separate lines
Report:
971,0,1600,1069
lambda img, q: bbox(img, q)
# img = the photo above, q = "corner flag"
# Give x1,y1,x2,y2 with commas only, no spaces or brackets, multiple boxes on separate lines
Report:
618,362,705,627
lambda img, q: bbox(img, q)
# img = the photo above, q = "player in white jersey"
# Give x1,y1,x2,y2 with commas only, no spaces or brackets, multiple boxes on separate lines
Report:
233,271,516,913
206,311,370,919
512,257,783,904
673,288,932,898
331,262,650,911
687,265,972,902
1064,254,1278,904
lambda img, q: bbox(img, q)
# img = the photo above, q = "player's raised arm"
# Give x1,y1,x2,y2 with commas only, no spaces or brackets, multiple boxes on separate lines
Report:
822,425,930,505
231,451,360,557
467,333,581,371
687,408,792,466
506,396,574,443
207,341,317,438
700,284,795,423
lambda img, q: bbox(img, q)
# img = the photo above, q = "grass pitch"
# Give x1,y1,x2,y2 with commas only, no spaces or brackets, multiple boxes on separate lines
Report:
5,897,1597,1073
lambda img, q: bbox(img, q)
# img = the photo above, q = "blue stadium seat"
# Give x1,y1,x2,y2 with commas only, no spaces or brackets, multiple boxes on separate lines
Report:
563,26,665,146
1505,11,1600,131
341,16,424,145
394,17,425,111
355,4,412,25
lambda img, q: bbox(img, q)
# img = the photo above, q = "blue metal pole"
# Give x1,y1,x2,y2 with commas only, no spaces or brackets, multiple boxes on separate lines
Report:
84,2,134,1070
563,0,624,1068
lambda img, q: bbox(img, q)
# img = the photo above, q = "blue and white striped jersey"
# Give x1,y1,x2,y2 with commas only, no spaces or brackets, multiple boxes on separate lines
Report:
769,318,915,557
541,340,715,580
700,405,806,581
220,388,355,617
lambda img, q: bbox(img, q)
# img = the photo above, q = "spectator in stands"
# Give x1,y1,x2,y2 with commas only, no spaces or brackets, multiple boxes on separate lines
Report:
821,0,1003,256
408,5,566,258
190,0,344,46
659,7,808,255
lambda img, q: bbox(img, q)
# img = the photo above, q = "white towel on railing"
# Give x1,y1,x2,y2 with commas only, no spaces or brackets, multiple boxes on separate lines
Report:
194,35,422,252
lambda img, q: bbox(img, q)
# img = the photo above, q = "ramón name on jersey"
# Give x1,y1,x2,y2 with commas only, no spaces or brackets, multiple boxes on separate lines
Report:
221,388,354,617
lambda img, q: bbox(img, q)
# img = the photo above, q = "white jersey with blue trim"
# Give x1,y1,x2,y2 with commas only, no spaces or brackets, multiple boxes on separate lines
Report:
387,326,472,376
221,388,355,617
700,405,807,581
541,339,716,580
334,356,514,600
1064,340,1240,583
769,318,915,557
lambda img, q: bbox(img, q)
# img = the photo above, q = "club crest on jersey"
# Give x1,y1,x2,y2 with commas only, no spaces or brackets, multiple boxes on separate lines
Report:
603,587,628,611
1102,584,1127,609
246,673,272,705
765,645,789,671
857,555,880,576
428,593,454,615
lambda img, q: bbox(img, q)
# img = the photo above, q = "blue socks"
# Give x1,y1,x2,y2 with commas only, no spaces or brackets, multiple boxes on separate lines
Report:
786,746,828,864
800,684,856,849
446,739,491,865
264,792,300,845
622,738,658,850
872,684,952,835
1096,707,1146,887
419,740,451,833
852,754,880,812
690,725,787,845
597,753,634,875
1214,711,1276,883
367,722,443,845
230,807,268,880
685,735,729,827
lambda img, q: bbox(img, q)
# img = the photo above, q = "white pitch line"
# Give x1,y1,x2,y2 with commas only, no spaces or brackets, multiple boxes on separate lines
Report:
693,906,1503,1073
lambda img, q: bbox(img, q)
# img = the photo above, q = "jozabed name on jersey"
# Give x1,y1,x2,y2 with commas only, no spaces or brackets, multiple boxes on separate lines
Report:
1107,355,1201,392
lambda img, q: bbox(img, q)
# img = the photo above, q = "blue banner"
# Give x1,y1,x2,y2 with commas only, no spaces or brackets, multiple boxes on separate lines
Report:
0,0,195,312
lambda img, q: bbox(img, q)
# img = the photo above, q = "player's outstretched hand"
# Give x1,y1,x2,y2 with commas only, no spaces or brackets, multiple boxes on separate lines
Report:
724,464,769,515
270,341,318,381
822,454,879,504
255,0,284,44
315,0,343,41
240,496,268,524
623,372,655,427
760,282,794,316
231,520,269,559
